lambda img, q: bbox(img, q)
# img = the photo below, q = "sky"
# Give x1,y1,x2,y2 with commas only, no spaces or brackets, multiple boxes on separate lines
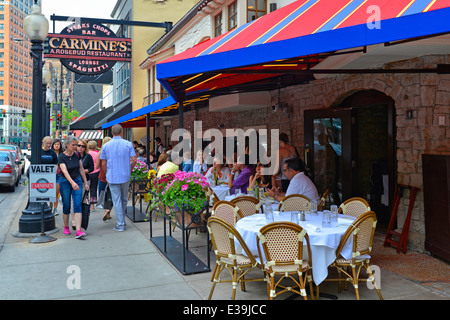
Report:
40,0,117,33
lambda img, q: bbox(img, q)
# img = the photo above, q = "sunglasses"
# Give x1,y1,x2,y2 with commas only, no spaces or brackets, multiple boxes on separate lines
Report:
77,145,86,148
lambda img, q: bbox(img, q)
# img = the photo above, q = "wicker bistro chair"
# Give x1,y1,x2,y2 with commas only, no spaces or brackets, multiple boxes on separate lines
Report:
212,201,244,226
338,197,371,218
318,189,329,211
207,217,265,300
207,187,221,205
326,211,383,300
257,222,316,300
231,196,263,217
278,194,311,212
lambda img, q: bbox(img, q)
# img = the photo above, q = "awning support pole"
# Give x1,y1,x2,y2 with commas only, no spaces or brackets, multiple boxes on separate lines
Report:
146,113,151,165
178,93,184,170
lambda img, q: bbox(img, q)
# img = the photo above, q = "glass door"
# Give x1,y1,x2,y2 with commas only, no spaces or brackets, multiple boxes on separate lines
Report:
304,109,354,207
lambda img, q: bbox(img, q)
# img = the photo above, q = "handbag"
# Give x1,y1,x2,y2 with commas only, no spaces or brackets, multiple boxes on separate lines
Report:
81,189,91,230
103,183,113,210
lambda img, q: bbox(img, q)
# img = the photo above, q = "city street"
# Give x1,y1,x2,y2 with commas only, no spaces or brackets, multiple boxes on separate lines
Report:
0,159,29,246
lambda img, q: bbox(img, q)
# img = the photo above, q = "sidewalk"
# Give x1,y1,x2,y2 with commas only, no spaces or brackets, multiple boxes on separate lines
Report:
0,186,449,300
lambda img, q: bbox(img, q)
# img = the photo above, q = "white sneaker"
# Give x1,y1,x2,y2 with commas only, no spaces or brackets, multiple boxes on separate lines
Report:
53,208,59,216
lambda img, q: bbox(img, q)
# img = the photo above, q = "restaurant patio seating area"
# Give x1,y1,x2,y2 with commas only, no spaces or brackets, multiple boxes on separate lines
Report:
128,189,450,300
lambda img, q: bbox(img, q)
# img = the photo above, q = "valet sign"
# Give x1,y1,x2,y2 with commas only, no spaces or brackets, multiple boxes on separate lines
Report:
45,23,132,75
29,165,57,203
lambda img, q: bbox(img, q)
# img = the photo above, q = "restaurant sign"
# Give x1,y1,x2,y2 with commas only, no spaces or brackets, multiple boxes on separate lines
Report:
45,23,132,75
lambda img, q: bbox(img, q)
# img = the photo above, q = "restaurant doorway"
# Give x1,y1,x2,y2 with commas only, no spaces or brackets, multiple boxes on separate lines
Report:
304,90,395,228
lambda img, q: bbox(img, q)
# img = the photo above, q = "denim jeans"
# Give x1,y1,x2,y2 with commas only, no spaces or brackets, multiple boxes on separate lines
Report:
60,176,83,214
109,182,129,228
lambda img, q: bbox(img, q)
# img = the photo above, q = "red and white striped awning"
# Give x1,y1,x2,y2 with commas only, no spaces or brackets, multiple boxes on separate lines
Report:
78,130,104,140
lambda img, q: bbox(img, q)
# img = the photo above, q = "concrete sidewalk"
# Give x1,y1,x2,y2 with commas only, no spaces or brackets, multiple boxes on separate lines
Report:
0,186,449,300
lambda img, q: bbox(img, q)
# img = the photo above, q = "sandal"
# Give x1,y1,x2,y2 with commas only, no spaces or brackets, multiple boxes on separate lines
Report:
103,210,111,221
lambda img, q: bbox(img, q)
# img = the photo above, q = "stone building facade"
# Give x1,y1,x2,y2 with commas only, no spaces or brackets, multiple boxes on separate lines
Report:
155,54,449,252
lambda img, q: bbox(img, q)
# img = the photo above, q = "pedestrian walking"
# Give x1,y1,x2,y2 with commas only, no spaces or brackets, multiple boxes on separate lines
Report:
96,136,112,221
51,138,63,216
87,140,100,211
58,136,90,239
100,124,137,231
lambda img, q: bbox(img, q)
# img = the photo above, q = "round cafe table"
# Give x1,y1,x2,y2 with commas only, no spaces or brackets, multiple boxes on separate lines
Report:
211,185,230,201
234,211,361,285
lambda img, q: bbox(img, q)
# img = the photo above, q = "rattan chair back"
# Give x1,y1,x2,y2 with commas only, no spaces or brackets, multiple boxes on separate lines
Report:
338,197,370,217
231,196,263,217
278,194,311,212
212,200,244,226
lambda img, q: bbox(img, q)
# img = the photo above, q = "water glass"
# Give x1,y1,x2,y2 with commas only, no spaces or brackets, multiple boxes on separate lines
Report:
310,200,318,215
235,189,240,197
290,211,299,224
330,205,338,226
322,210,332,228
265,204,274,222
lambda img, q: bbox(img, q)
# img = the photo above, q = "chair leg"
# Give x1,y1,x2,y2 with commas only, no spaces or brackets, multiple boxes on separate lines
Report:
351,266,360,300
208,264,221,300
231,268,238,300
366,264,384,300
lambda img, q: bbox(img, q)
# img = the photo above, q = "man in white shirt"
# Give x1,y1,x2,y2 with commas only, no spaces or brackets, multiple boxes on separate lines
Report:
267,158,320,203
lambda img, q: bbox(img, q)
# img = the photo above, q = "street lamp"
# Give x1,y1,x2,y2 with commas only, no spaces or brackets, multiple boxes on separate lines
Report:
19,1,56,236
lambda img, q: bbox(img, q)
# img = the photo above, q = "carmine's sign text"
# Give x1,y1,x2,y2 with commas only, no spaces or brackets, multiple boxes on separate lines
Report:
45,23,132,75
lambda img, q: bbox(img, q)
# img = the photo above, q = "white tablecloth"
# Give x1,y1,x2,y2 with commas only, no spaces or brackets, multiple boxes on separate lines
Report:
235,212,358,285
211,185,230,200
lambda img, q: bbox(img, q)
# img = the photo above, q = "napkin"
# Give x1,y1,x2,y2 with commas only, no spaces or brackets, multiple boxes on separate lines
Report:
305,223,321,232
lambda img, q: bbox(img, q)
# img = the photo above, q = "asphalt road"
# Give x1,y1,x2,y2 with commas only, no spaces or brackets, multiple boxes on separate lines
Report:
0,160,29,246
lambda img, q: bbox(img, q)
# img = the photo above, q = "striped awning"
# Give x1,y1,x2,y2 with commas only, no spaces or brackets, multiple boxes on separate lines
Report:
157,0,450,100
78,130,104,140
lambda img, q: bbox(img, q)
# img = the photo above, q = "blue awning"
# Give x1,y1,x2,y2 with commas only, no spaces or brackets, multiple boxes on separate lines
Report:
156,0,450,100
101,97,177,129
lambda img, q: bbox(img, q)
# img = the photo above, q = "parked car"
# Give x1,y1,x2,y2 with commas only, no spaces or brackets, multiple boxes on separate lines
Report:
0,149,24,176
0,145,25,175
0,150,20,192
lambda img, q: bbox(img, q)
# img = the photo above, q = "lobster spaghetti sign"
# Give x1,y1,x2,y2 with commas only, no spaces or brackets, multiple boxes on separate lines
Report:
45,23,132,75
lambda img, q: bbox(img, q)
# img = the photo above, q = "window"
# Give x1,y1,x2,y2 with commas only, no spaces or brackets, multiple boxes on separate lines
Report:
214,13,222,37
228,2,237,31
247,0,266,22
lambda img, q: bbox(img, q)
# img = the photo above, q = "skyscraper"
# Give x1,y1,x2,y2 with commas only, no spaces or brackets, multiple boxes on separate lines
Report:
0,0,37,147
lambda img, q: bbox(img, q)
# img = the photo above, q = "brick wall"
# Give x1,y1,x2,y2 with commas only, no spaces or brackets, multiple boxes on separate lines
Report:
155,54,450,252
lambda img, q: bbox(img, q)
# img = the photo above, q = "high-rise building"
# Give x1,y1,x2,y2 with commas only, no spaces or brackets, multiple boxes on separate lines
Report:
0,0,37,147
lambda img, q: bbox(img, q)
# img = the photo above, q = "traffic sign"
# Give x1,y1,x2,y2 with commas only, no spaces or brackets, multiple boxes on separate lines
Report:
29,165,57,202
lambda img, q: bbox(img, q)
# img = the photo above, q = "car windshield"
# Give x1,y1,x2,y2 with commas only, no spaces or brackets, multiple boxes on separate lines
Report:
0,149,17,159
0,152,10,161
0,145,16,150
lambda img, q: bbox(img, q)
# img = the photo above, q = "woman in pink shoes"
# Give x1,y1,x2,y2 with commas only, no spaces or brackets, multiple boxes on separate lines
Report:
58,136,90,239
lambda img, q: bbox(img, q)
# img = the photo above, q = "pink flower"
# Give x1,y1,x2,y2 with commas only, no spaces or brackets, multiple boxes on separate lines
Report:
181,184,188,191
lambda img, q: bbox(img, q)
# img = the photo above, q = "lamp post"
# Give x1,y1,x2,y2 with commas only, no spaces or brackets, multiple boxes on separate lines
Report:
42,67,51,136
18,1,56,235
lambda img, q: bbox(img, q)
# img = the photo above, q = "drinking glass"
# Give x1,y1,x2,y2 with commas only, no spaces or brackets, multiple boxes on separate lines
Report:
330,205,338,226
265,204,274,222
322,210,331,228
291,211,299,224
310,200,318,215
235,189,240,198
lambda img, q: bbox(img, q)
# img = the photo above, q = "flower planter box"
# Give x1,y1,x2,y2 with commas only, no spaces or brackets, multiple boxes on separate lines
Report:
127,178,152,223
149,193,211,275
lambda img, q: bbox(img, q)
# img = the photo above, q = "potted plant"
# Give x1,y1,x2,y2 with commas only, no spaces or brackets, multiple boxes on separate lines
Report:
151,171,211,228
130,159,150,193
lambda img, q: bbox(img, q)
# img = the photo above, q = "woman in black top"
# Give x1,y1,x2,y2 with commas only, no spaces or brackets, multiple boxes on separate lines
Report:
58,136,89,239
76,139,94,178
